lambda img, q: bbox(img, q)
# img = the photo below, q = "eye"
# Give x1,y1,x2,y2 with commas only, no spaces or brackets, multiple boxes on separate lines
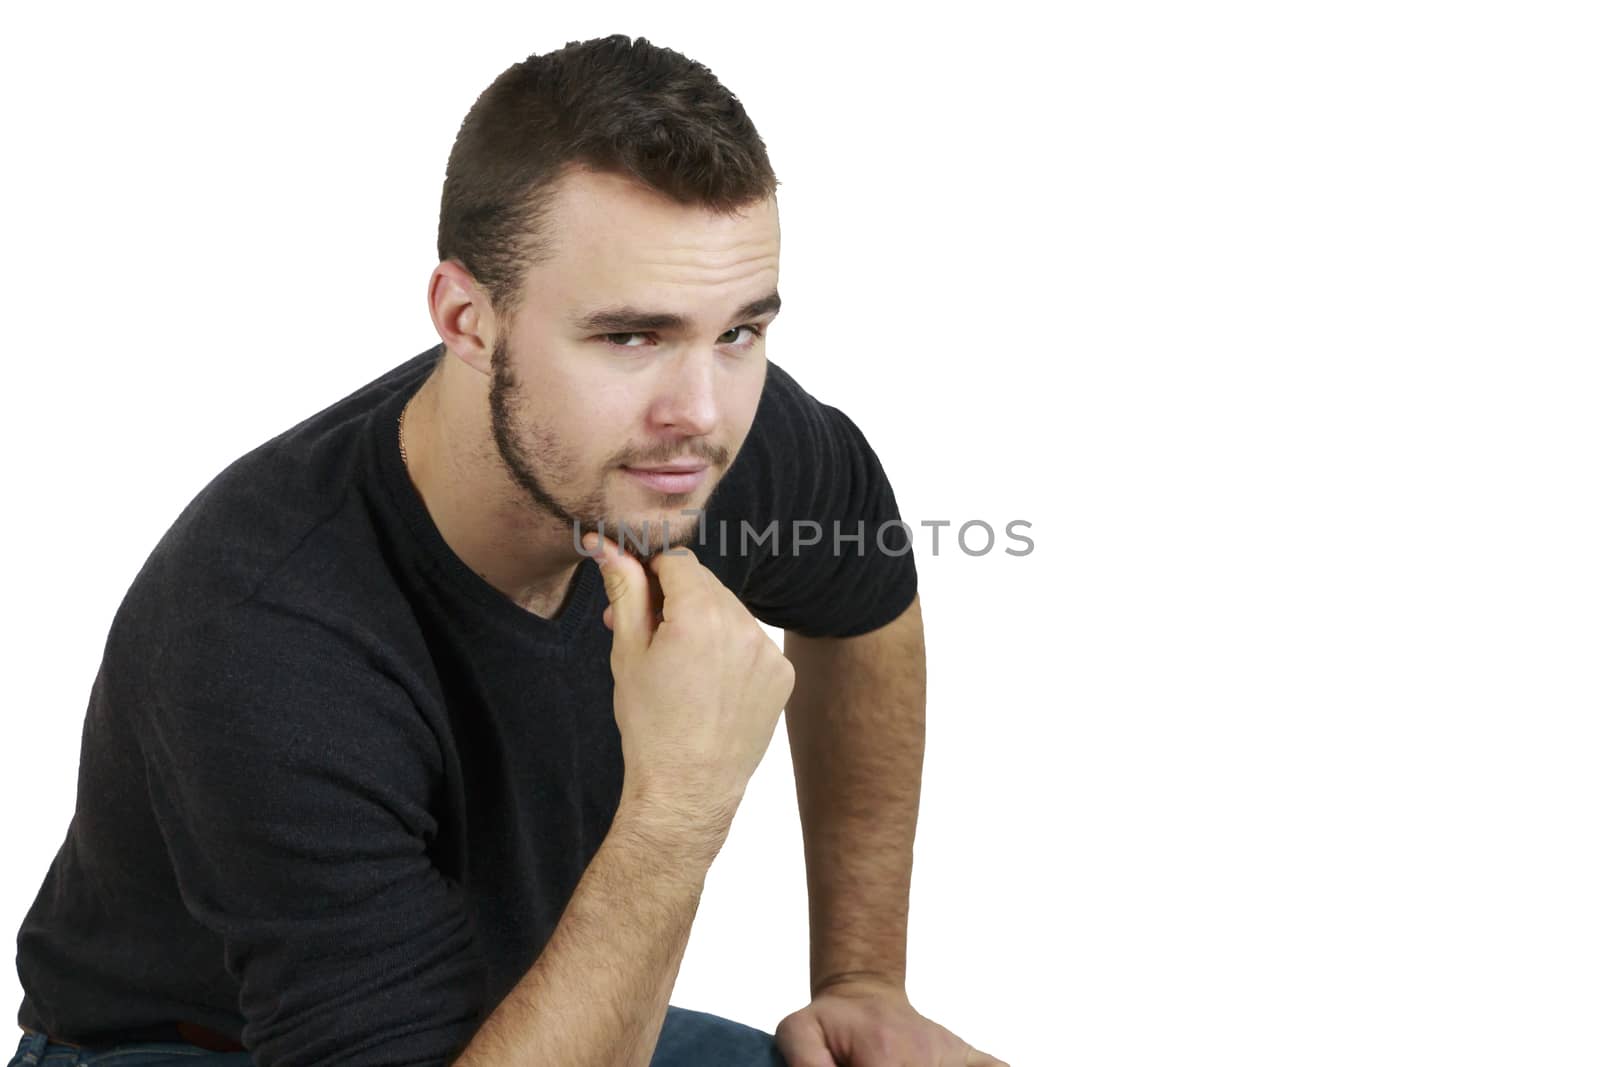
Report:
720,324,765,349
598,325,766,352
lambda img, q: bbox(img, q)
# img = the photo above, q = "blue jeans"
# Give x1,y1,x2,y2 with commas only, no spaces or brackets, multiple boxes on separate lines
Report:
9,1007,787,1066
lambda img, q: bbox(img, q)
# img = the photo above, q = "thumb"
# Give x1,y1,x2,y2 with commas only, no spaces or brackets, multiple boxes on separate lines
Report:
587,533,651,653
773,1012,837,1067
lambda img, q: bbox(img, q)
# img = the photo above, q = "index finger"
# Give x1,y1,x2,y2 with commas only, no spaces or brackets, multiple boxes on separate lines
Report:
647,548,712,614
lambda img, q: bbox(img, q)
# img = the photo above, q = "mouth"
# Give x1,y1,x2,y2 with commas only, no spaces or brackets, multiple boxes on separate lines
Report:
626,461,709,474
622,463,710,494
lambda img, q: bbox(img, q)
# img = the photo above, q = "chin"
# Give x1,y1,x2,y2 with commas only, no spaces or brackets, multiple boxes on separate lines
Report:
602,508,705,555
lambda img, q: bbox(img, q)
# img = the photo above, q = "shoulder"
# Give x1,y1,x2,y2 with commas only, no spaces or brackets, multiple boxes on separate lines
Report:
749,357,837,449
723,358,877,498
115,357,431,673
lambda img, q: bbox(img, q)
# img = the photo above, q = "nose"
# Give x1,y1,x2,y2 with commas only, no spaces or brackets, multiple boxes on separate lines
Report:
649,348,720,438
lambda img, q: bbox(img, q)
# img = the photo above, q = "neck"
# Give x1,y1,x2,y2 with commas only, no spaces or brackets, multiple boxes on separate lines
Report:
400,366,584,619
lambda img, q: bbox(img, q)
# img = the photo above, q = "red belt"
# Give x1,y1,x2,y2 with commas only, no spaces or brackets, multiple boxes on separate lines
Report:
27,1023,246,1055
175,1022,247,1053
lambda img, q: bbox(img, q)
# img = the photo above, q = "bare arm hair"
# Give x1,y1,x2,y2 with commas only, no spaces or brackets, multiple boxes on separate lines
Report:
449,794,731,1067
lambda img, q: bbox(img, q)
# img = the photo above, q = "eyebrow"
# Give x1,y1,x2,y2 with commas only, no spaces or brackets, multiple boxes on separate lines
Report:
572,290,781,334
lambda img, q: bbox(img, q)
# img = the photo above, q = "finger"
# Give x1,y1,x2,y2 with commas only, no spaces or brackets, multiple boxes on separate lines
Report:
647,547,710,622
772,1014,837,1067
965,1049,1007,1067
643,558,665,625
586,533,651,653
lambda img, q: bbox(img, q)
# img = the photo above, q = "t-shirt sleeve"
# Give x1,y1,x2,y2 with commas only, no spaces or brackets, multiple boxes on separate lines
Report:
736,364,918,638
144,600,484,1067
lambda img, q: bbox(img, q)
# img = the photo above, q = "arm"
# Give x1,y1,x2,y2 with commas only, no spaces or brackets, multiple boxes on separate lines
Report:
462,532,793,1065
783,592,925,997
150,601,736,1067
777,595,1008,1065
454,794,728,1067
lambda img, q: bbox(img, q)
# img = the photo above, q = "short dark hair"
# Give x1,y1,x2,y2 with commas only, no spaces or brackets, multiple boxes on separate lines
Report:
437,34,780,324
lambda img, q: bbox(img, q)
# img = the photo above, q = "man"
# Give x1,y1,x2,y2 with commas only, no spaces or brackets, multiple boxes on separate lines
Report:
9,34,1006,1067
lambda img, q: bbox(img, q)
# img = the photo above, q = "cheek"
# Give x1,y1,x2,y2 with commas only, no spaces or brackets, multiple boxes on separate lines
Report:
537,369,630,461
573,405,641,470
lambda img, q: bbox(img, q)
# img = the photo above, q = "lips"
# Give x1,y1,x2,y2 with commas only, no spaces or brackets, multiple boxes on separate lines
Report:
623,464,709,494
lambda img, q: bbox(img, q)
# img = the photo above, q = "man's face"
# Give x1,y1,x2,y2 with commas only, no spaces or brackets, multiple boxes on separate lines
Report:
487,167,780,556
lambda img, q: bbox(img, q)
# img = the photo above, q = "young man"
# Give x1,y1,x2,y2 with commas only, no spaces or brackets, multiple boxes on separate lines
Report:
9,34,1006,1067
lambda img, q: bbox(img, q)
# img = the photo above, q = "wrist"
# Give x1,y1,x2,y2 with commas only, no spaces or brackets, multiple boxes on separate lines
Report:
615,784,737,858
811,970,909,1000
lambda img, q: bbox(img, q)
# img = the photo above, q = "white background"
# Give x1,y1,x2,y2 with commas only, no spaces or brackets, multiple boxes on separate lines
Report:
2,3,1596,1065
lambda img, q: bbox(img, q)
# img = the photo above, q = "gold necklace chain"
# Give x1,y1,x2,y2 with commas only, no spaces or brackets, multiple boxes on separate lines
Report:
398,399,410,466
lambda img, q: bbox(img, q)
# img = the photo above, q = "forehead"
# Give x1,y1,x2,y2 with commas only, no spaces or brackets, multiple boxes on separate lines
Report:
533,168,780,299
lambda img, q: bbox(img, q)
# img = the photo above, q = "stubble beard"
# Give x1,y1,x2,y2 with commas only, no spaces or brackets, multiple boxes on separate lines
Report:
487,334,712,559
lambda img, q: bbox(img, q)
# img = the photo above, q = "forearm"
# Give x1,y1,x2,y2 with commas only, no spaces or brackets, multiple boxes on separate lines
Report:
784,595,926,995
452,795,728,1067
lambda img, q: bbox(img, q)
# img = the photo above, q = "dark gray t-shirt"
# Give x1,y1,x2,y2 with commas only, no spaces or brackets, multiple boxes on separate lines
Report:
14,344,916,1065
